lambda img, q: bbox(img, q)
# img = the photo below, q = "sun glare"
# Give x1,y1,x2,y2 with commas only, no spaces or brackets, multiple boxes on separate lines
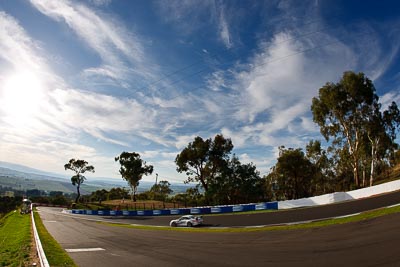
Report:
1,71,44,125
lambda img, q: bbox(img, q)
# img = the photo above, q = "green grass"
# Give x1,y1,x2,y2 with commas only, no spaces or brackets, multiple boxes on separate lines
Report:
100,204,400,233
0,211,31,267
33,210,77,267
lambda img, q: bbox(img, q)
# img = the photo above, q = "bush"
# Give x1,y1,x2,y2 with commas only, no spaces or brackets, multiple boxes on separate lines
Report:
0,196,22,215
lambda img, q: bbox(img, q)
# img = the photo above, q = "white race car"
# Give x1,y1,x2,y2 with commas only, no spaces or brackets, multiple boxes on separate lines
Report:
170,215,203,227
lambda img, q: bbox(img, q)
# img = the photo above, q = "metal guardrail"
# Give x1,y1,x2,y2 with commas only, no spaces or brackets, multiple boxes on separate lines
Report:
31,204,50,267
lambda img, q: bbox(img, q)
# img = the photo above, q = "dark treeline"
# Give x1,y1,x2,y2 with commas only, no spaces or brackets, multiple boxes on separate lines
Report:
87,182,173,204
0,196,23,216
0,189,76,209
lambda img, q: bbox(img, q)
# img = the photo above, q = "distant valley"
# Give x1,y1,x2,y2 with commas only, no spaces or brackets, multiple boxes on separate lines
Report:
0,161,190,195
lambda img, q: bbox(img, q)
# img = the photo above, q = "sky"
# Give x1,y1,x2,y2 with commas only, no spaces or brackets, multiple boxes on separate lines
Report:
0,0,400,184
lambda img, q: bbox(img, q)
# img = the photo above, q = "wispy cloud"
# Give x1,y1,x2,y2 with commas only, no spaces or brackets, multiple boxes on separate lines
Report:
217,6,232,49
156,0,213,32
89,0,112,7
29,0,157,87
207,18,400,171
0,11,159,175
380,91,400,110
156,0,234,48
0,12,48,75
210,34,347,121
30,0,143,62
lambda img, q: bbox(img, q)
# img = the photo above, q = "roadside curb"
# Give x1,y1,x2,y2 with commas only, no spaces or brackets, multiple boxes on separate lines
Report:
31,205,50,267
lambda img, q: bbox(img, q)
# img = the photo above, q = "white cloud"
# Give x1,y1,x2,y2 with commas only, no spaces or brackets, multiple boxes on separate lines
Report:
51,88,156,133
238,153,274,176
89,0,112,6
174,135,197,150
29,0,158,85
30,0,143,62
156,1,234,48
156,1,213,30
0,12,53,77
380,91,400,110
0,11,161,178
218,8,232,49
206,70,230,91
221,127,248,148
200,29,363,172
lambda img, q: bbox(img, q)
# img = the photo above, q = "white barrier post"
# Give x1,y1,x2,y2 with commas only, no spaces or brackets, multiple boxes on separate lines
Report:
31,204,50,267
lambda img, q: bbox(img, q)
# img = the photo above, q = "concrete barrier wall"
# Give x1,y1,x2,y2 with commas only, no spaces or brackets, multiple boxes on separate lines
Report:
278,179,400,209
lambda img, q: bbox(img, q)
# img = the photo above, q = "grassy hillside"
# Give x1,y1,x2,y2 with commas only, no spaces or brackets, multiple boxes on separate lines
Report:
0,176,75,193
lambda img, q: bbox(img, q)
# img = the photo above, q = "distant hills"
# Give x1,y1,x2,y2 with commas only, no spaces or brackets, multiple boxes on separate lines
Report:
0,161,68,179
0,161,190,194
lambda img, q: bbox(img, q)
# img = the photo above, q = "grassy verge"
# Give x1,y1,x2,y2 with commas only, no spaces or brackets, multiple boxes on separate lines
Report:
33,210,77,267
0,211,31,267
100,204,400,233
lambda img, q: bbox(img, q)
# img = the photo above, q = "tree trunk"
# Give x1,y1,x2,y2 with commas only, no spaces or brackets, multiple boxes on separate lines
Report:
129,185,134,202
75,185,81,203
370,145,376,187
362,168,366,187
369,138,379,187
353,160,360,188
370,159,375,187
344,123,360,187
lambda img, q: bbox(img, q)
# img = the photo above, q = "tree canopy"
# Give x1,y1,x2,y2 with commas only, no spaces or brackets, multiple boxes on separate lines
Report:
115,152,153,202
274,147,315,199
312,72,376,187
150,180,173,202
311,71,400,189
175,134,233,194
209,155,264,204
64,158,95,203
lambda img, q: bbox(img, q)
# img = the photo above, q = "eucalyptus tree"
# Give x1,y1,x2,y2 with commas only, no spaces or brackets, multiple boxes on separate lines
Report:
115,152,153,202
108,187,129,200
64,159,95,203
209,156,263,204
311,71,379,187
150,180,173,201
91,189,108,204
175,134,233,196
366,101,400,185
306,140,333,194
274,147,315,199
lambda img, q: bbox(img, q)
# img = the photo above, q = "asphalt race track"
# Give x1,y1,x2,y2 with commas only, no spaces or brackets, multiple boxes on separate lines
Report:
61,189,400,227
37,190,400,266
